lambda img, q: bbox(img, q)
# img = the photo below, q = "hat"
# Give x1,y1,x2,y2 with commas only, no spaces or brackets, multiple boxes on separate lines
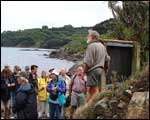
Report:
51,70,59,76
49,68,55,72
25,66,30,70
15,72,26,78
4,64,10,69
14,65,21,71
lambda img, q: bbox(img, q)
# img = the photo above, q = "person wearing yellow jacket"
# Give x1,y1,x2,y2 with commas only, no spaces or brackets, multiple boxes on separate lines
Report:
38,71,50,118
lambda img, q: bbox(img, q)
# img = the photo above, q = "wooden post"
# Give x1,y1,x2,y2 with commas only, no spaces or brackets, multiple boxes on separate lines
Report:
131,42,141,74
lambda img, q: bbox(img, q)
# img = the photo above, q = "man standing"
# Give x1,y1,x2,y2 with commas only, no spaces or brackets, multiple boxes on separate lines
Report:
24,66,30,80
28,65,38,94
83,29,110,102
11,65,21,90
69,66,87,119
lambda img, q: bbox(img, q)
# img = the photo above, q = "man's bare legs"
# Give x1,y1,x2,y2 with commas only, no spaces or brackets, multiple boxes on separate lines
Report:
86,86,101,103
70,106,76,119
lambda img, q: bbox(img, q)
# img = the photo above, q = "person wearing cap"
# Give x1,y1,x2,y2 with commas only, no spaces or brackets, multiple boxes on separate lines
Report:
48,68,55,79
13,74,37,119
83,29,110,103
4,64,10,69
46,70,66,119
24,66,30,80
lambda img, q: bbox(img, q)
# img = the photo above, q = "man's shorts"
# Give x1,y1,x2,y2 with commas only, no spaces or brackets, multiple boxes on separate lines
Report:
86,68,105,89
71,91,85,107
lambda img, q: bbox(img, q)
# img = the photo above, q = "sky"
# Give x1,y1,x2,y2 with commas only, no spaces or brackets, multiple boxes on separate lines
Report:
1,1,113,32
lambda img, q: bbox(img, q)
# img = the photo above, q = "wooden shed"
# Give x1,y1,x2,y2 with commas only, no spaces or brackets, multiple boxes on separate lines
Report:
104,39,140,84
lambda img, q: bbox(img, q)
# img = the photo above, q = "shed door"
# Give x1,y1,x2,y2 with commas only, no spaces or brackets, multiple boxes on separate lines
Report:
106,46,132,84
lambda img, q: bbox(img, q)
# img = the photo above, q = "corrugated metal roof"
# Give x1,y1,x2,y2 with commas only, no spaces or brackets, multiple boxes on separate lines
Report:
106,42,133,47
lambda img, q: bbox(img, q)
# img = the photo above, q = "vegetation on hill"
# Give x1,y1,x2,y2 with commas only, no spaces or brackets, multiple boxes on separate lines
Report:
1,25,89,49
93,18,116,39
108,1,149,65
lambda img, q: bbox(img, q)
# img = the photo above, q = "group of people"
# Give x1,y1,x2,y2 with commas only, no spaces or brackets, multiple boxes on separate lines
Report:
1,65,38,119
1,29,110,119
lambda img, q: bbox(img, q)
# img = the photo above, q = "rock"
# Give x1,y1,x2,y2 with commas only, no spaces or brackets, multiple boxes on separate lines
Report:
123,90,132,98
33,48,40,51
19,49,31,51
49,48,83,62
108,97,118,114
120,90,132,103
125,90,132,95
49,50,58,58
43,53,48,56
94,97,109,116
67,61,83,77
129,86,133,89
97,116,104,119
104,110,113,118
145,92,149,119
120,95,131,103
146,92,149,101
129,92,147,106
113,115,118,119
117,100,126,109
95,97,109,109
127,92,149,119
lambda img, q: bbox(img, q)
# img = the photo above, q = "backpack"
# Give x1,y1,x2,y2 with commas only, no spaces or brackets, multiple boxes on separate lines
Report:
24,84,38,118
49,80,59,100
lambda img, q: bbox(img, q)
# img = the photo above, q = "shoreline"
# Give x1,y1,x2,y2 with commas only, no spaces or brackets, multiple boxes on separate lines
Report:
49,49,84,62
1,46,83,62
1,47,75,76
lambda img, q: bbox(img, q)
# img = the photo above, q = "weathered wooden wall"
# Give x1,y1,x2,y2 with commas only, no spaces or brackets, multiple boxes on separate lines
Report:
104,39,140,84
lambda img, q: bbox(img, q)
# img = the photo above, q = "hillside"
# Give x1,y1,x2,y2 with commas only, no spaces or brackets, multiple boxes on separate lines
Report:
1,25,89,48
1,25,90,49
73,64,149,119
1,18,115,53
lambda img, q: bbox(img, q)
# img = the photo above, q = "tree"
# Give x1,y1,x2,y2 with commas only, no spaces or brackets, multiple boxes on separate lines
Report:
108,1,149,65
93,18,115,34
42,25,49,31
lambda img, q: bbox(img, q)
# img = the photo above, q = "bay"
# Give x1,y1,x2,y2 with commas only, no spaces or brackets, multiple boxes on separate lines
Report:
1,47,75,76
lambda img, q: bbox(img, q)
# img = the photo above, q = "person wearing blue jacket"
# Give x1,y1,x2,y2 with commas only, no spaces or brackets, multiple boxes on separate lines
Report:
13,75,38,119
46,70,66,119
